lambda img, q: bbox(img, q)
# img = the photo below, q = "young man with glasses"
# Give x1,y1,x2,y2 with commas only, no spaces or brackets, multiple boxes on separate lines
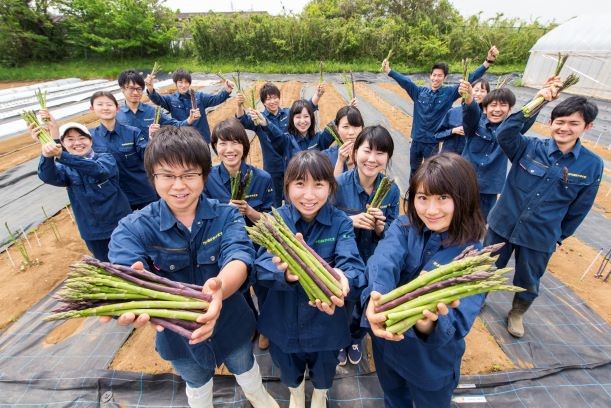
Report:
117,70,197,139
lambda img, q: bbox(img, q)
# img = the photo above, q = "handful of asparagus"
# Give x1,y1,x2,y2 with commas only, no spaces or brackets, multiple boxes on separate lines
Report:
368,175,393,210
246,210,343,306
230,169,253,200
375,244,524,335
44,257,212,339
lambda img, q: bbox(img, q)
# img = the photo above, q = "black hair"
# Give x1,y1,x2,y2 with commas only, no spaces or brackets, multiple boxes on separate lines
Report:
288,99,316,137
472,78,491,93
172,69,192,84
351,125,394,162
118,69,145,89
259,82,281,103
551,96,598,125
481,88,516,109
283,150,337,201
405,153,485,245
431,62,449,76
90,91,118,107
334,105,364,128
210,118,251,160
144,127,211,185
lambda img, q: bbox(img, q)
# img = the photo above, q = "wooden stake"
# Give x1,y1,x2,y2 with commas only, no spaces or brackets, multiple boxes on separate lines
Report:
5,248,16,268
580,248,603,281
19,226,32,249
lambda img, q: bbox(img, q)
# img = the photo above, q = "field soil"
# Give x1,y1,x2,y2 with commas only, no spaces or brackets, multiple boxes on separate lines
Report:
1,80,608,378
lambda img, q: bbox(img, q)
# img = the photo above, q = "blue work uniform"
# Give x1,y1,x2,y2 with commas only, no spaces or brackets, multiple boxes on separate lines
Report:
485,111,603,301
147,88,231,144
335,169,400,342
264,121,335,171
204,161,274,225
117,102,188,138
90,121,157,209
38,150,131,261
238,114,286,207
388,64,487,177
108,196,257,383
254,203,366,389
462,100,538,219
362,217,484,407
434,106,465,154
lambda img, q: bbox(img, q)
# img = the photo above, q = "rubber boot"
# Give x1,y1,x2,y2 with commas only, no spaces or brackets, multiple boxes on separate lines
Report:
311,388,328,408
185,379,213,408
507,295,533,338
234,360,279,408
288,380,306,408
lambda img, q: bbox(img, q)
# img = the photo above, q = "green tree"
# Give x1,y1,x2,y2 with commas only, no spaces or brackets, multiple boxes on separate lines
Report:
0,0,65,66
55,0,178,58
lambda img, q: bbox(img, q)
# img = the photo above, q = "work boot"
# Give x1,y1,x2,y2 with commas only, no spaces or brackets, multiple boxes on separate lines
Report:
288,380,305,408
311,388,328,408
234,360,279,408
185,380,213,408
507,295,533,338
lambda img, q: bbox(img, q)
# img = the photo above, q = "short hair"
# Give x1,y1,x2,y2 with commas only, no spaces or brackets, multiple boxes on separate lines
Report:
431,62,449,76
90,91,118,107
118,69,145,89
351,125,394,162
259,82,281,103
210,118,250,159
472,78,491,93
334,105,364,128
144,126,212,186
551,96,598,125
405,153,485,245
481,88,516,109
172,69,192,84
288,99,316,137
283,150,337,201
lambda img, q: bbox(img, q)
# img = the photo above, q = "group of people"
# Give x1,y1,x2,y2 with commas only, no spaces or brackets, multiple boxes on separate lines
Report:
31,43,603,407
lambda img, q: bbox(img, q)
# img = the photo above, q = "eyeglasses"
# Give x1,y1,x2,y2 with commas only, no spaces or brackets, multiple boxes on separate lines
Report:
153,172,202,184
124,86,144,93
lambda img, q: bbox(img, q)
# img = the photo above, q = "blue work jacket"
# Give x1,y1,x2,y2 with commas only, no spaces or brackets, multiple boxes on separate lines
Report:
335,169,400,263
117,102,187,138
462,100,538,195
254,203,366,353
238,113,285,176
204,161,274,224
488,111,603,253
90,121,157,207
264,121,335,171
361,217,484,391
38,151,131,241
434,106,465,154
148,88,231,144
388,64,487,143
108,196,256,363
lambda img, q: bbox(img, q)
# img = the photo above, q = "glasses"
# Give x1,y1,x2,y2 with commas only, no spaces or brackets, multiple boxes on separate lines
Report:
124,86,144,93
153,172,202,184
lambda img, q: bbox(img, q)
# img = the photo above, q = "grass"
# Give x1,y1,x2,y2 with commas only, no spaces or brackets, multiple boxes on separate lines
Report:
0,56,525,82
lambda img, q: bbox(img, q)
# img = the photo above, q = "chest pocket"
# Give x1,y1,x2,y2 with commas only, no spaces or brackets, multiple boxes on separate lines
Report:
469,133,494,155
153,248,191,281
417,93,434,108
547,175,591,204
115,143,141,168
516,156,547,192
196,245,221,284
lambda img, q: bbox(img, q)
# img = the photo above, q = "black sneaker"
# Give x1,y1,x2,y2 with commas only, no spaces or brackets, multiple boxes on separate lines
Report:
348,342,362,365
337,348,347,366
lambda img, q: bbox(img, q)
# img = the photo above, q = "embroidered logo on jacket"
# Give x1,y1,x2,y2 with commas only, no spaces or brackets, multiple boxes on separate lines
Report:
202,231,223,245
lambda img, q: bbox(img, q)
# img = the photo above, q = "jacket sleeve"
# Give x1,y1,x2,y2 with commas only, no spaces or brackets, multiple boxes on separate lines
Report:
56,152,116,180
254,241,300,291
318,128,335,150
462,100,481,138
388,70,421,101
199,90,231,109
434,110,455,141
560,165,603,241
218,207,255,270
333,215,367,290
38,156,69,187
496,111,531,162
147,90,172,111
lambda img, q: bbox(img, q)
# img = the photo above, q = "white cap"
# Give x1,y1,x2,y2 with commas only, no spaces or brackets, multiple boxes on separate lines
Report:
59,122,91,140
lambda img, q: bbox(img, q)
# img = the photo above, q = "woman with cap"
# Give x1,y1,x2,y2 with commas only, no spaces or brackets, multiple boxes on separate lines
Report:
32,119,131,261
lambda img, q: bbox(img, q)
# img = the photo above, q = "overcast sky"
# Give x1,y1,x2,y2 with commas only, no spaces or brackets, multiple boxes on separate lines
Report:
165,0,610,24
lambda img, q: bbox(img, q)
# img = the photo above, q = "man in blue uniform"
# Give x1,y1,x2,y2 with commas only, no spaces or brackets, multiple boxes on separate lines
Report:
485,89,603,338
382,46,499,178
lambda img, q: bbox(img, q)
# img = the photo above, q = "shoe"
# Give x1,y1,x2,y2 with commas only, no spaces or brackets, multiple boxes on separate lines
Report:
348,342,362,365
337,348,347,366
258,334,269,350
507,295,533,338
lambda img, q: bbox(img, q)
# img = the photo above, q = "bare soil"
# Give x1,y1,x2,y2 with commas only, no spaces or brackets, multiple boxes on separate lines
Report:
0,80,607,379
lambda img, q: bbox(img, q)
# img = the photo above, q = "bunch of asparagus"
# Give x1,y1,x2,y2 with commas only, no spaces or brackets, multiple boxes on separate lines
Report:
246,210,343,306
153,105,161,125
325,123,343,146
522,53,580,117
368,176,393,210
230,169,253,200
375,244,524,335
21,110,55,144
44,257,212,339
